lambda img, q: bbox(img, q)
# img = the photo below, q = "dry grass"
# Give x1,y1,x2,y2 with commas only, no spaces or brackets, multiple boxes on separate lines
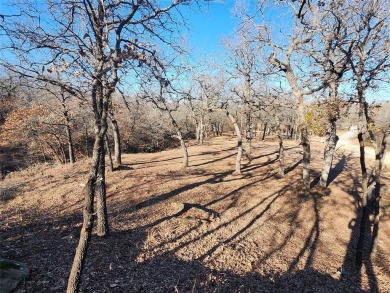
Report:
1,135,389,292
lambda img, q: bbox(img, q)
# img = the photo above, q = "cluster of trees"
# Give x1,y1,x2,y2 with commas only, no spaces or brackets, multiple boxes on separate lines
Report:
0,0,389,292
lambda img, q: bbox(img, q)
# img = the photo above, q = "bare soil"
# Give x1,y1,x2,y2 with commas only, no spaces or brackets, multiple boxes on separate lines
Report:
1,135,389,292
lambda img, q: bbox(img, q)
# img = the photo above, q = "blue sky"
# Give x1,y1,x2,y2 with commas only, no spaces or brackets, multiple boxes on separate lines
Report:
183,1,238,56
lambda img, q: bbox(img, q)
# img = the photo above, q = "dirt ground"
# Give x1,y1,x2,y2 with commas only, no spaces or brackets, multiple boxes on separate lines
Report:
1,135,389,292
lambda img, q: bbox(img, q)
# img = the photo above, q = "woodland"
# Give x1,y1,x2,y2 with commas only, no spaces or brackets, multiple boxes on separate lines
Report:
0,0,390,292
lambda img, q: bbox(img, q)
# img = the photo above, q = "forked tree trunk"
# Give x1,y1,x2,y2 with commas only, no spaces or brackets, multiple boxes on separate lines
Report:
167,110,188,168
110,116,122,166
320,119,338,188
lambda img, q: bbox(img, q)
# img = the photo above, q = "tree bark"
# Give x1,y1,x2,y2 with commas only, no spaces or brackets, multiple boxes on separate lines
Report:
277,130,285,176
199,118,204,145
65,123,75,164
226,111,242,174
105,135,114,172
167,109,188,168
245,109,252,162
96,137,109,237
110,116,122,166
371,130,389,254
355,131,369,269
261,122,267,141
300,125,311,191
195,122,200,143
178,131,189,169
67,135,102,292
320,119,338,188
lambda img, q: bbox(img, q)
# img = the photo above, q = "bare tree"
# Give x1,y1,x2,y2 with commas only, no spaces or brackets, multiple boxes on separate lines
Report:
223,21,264,162
253,1,325,191
0,0,191,291
302,1,354,188
138,61,191,169
341,0,390,269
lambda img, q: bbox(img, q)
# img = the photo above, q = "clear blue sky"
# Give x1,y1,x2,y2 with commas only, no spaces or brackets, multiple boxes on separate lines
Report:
183,1,239,56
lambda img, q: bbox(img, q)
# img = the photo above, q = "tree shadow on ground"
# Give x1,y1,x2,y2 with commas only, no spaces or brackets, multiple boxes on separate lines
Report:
285,158,303,174
1,139,384,293
0,176,372,293
327,154,349,186
337,159,381,293
191,152,236,167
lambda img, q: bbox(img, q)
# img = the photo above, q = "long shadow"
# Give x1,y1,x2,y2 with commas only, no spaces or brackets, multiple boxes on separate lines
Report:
164,184,290,259
130,156,182,166
254,206,300,268
326,155,347,186
241,157,278,172
250,145,300,161
197,185,288,261
191,152,236,167
340,169,379,293
139,171,278,251
310,175,321,189
288,191,321,271
285,158,303,174
129,147,236,168
1,214,362,293
192,146,236,156
131,170,234,211
1,173,370,292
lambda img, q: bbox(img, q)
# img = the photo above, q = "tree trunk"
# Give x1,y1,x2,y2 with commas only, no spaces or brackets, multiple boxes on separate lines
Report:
227,111,242,174
199,118,204,145
96,137,109,237
245,110,252,162
355,131,369,270
301,125,311,191
277,130,285,176
195,122,200,143
105,136,114,172
110,116,122,166
67,135,102,293
65,124,75,164
178,131,189,169
289,124,294,139
371,130,389,254
320,119,338,188
167,109,188,168
261,122,267,141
